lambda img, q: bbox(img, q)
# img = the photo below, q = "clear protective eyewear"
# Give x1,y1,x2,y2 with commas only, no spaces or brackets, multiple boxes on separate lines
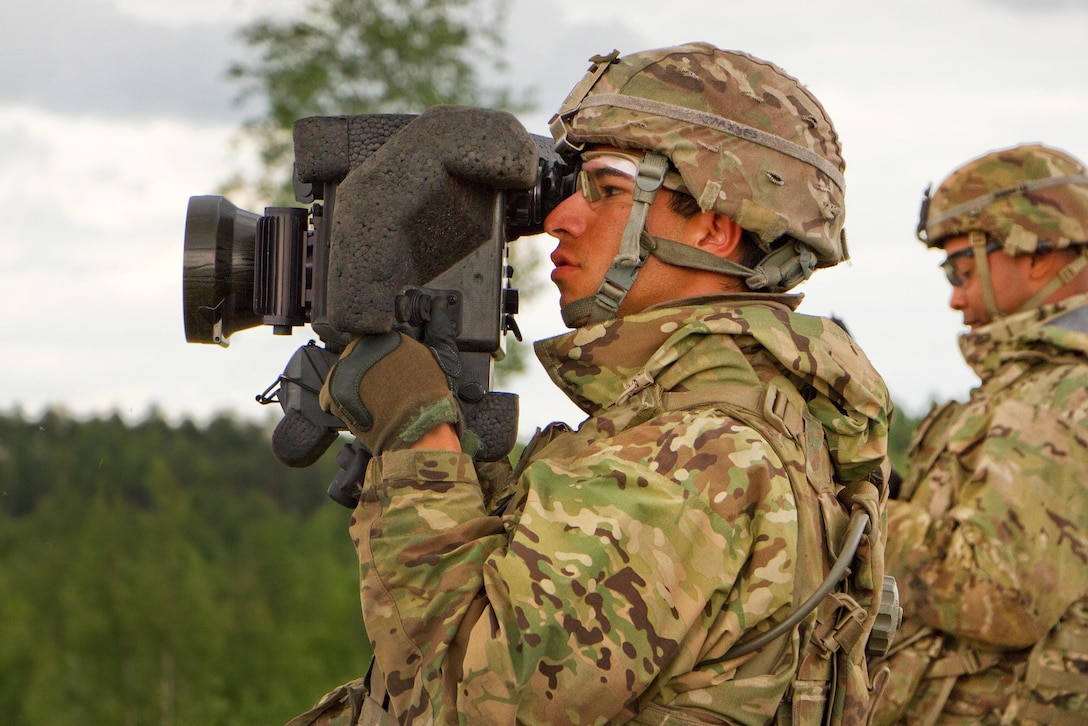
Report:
576,150,688,206
940,239,1002,287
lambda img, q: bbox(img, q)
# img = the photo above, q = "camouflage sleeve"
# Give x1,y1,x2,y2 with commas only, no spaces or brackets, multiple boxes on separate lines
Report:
351,411,800,725
888,386,1088,649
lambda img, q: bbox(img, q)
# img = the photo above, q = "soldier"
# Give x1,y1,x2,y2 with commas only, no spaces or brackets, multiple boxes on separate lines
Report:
295,43,893,725
872,143,1088,724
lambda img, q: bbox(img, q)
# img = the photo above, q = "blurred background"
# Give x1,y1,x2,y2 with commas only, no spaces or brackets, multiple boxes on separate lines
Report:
2,0,1086,722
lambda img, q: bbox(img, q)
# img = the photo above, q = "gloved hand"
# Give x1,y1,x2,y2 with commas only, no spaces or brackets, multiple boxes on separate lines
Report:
319,331,461,455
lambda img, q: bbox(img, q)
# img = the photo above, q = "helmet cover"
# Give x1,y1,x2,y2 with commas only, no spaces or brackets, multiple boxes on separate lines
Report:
549,42,848,279
918,143,1088,254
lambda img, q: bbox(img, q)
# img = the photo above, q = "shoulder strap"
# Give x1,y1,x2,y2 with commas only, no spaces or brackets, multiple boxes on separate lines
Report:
657,378,886,725
661,381,806,442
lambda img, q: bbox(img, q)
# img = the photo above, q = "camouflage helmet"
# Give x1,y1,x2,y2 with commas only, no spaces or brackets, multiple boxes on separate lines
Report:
549,42,848,291
917,143,1088,254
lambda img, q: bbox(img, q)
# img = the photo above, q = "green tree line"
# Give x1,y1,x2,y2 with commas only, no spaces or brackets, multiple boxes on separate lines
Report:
0,409,370,725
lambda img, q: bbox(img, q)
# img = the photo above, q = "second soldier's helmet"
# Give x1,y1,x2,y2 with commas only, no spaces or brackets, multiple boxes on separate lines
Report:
917,143,1088,254
549,42,848,292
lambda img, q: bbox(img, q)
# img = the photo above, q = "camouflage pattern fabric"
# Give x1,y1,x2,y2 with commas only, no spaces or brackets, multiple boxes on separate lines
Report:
347,295,890,725
874,292,1088,724
551,43,847,267
917,143,1088,254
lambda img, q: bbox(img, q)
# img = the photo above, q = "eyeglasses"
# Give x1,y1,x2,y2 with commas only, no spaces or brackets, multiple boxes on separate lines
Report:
940,239,1002,287
576,150,689,207
577,151,640,205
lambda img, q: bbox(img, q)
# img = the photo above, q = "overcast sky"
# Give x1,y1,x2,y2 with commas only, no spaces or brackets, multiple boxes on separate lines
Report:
3,0,1088,446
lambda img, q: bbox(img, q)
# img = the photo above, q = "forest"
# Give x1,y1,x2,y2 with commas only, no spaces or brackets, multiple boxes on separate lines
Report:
0,409,371,725
0,404,920,725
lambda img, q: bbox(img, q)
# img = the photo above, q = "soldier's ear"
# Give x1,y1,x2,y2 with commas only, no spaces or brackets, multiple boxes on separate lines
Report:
1029,247,1077,281
693,212,744,260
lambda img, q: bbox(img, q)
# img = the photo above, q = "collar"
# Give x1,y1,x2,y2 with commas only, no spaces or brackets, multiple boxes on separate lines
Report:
959,291,1088,377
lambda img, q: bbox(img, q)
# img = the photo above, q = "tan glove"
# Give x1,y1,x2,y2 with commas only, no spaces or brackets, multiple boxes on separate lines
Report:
319,331,460,455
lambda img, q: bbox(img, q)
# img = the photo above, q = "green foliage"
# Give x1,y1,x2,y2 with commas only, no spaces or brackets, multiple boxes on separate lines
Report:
223,0,530,204
0,410,368,725
888,399,927,480
219,0,539,380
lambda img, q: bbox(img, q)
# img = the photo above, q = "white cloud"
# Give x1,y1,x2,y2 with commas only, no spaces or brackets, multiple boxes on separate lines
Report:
1,0,247,121
1,0,1086,444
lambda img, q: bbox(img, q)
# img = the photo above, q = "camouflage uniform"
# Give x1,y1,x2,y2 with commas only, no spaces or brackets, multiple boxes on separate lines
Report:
873,144,1088,725
876,295,1088,724
293,44,895,725
347,296,889,725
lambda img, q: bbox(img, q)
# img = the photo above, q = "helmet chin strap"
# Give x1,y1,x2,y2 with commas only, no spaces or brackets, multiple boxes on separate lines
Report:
972,230,1088,321
558,151,819,328
970,231,1003,321
560,228,764,327
1018,246,1088,312
560,152,669,328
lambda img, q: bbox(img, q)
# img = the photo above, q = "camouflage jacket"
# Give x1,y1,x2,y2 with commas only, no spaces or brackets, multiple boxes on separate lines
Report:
351,296,890,725
877,292,1088,724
